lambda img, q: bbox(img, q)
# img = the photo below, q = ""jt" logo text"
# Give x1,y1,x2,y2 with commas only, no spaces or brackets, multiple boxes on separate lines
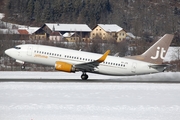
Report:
151,47,166,59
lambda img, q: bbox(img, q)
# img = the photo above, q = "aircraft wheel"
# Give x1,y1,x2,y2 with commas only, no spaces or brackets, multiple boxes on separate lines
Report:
81,73,88,80
21,65,25,70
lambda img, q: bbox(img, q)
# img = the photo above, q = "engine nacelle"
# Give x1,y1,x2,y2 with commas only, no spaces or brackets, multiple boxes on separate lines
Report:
55,61,75,72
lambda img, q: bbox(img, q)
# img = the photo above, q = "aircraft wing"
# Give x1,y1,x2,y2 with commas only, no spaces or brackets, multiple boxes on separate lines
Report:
74,50,110,72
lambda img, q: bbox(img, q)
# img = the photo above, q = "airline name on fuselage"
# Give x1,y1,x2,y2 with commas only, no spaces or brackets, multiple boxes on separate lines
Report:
34,54,48,59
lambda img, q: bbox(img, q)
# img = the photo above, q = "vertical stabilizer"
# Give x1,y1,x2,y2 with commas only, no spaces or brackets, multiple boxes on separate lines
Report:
127,34,174,64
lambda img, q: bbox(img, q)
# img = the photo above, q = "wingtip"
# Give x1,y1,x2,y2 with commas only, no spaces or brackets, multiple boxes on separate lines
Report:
97,50,110,62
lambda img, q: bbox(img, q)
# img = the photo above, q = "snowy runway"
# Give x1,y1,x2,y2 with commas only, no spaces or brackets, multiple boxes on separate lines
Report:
0,82,180,120
0,72,180,120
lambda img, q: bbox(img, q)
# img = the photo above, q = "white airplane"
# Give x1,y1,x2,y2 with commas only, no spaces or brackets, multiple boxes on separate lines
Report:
5,34,174,80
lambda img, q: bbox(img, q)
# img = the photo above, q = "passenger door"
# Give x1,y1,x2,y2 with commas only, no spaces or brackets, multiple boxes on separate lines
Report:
131,62,137,73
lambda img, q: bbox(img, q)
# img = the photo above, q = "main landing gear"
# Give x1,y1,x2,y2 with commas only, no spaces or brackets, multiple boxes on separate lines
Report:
81,72,88,80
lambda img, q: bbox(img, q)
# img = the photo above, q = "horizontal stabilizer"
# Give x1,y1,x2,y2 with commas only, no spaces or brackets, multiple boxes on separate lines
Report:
149,64,169,68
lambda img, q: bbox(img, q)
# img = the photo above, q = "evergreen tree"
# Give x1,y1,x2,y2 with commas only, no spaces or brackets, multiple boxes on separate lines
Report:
26,0,34,21
34,0,42,23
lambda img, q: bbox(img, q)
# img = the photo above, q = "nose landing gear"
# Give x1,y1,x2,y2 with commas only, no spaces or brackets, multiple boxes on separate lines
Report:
81,72,88,80
21,64,25,70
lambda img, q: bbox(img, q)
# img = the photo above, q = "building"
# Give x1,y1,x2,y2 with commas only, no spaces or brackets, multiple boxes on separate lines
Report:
49,31,62,41
90,24,126,42
18,27,39,40
31,23,92,41
63,32,80,42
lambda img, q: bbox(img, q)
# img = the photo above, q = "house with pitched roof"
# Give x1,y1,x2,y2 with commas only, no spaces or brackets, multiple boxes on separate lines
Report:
49,31,62,41
17,27,39,40
63,32,80,42
32,23,92,41
90,24,126,42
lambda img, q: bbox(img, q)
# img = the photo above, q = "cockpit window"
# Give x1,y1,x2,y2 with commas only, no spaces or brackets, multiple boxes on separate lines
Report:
15,46,21,49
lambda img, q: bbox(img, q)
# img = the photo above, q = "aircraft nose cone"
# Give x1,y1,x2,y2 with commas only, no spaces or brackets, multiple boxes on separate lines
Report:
5,49,11,56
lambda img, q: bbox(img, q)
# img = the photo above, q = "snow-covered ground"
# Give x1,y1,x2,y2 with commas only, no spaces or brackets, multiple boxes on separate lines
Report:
0,72,180,120
0,81,180,120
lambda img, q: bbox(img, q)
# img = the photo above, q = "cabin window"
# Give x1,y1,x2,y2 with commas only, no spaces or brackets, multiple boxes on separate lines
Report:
15,47,21,49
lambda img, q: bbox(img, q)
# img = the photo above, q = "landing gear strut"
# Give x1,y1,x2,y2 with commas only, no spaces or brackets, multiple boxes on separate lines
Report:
81,72,88,80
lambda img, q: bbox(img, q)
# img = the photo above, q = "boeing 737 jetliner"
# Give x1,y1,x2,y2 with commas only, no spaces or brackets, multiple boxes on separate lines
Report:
5,34,174,80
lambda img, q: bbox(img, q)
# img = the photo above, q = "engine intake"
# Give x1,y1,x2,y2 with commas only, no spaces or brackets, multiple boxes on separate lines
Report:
55,61,75,72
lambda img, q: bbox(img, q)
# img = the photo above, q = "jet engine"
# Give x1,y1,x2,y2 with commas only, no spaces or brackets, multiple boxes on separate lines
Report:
55,61,75,72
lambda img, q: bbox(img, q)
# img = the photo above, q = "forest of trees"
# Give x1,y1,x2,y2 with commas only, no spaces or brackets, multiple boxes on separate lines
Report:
0,0,180,37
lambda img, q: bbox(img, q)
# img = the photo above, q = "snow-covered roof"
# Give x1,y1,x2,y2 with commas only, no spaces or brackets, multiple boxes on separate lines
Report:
19,27,39,34
63,32,75,37
45,23,92,32
126,32,135,39
98,24,123,32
